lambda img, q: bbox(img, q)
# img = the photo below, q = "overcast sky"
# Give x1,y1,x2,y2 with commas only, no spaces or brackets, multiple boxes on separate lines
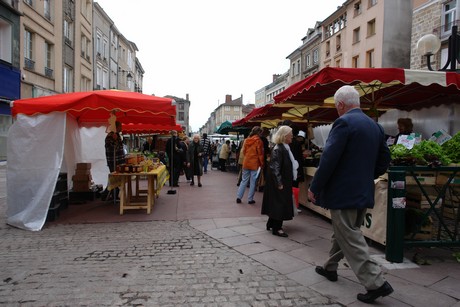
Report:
95,0,344,131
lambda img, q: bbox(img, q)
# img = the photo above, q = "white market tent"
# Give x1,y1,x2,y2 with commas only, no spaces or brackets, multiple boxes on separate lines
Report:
6,90,175,231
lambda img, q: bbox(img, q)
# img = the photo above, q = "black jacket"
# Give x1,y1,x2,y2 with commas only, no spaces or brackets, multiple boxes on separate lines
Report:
261,144,294,221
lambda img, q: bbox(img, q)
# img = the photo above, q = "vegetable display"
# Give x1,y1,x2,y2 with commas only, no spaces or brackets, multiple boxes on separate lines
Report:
441,131,460,163
390,140,453,166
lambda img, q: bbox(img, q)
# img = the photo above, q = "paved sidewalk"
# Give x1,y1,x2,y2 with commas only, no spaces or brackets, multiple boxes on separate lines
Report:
1,164,459,306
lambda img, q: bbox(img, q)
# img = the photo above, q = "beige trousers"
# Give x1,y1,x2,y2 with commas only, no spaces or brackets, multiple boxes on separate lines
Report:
323,208,385,290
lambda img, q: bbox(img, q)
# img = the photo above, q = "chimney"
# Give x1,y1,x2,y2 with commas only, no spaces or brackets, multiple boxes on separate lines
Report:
272,74,280,82
225,95,232,103
186,93,189,101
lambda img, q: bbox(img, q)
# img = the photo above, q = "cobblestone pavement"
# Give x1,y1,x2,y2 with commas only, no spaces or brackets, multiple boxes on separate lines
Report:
0,220,337,306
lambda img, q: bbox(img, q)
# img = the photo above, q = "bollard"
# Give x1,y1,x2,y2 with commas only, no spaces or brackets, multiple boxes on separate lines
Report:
385,168,406,263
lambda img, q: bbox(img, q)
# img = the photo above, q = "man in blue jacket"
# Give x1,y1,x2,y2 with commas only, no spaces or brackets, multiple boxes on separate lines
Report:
308,85,393,304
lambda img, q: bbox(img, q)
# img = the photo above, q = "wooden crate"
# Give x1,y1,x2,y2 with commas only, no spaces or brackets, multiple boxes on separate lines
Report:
436,172,460,186
406,173,436,186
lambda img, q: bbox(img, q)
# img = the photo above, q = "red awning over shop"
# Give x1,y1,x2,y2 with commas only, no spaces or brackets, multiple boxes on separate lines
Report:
274,67,460,111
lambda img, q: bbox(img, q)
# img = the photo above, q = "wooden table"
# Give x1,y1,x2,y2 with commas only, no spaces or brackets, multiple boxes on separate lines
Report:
108,165,168,215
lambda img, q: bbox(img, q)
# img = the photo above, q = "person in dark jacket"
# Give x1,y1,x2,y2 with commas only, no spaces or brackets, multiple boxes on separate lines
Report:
308,85,393,304
261,125,298,237
281,120,304,187
165,130,182,187
187,134,204,187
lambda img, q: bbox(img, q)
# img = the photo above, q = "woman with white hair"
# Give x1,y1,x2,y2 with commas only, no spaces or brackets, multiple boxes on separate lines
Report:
261,125,298,237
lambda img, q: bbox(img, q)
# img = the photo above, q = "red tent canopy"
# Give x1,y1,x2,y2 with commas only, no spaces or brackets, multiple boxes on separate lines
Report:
274,67,460,111
11,90,177,125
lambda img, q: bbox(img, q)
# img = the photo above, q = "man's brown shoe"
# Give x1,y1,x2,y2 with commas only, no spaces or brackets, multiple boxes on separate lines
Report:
315,266,338,282
357,281,394,303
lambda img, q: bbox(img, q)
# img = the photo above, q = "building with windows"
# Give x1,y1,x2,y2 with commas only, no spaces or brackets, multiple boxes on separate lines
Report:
255,73,288,107
0,0,21,160
283,0,413,93
411,0,456,71
200,94,254,135
166,94,191,136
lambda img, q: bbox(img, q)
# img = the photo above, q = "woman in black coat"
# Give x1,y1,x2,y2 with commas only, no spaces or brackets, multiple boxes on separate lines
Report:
186,134,204,187
261,125,298,237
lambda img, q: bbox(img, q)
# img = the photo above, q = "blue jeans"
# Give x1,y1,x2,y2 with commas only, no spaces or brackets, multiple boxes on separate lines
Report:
202,154,209,172
237,168,258,202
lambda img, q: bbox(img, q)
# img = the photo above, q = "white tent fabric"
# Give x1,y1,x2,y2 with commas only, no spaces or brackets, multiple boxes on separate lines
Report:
6,113,111,231
7,113,67,231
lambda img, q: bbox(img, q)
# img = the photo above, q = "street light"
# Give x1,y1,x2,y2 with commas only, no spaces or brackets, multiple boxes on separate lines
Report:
417,25,460,71
118,67,133,82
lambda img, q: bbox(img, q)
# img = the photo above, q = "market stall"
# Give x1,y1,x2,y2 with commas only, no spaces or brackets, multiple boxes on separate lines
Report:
272,67,460,256
7,90,176,231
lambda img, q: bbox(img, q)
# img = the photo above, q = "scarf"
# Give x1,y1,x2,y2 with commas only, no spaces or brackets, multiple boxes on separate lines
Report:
283,143,298,180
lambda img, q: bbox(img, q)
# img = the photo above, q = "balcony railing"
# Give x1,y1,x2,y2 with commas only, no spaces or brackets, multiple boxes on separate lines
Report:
24,57,35,70
45,67,53,78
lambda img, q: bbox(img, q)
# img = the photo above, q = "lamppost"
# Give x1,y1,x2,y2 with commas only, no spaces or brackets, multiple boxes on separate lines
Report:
417,25,460,72
117,67,133,90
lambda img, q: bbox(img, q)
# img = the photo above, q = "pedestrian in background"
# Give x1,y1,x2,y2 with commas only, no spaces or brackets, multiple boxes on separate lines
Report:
219,140,231,172
308,85,393,304
165,130,182,187
261,125,297,237
236,126,264,204
200,133,211,173
103,121,125,200
187,134,204,187
181,136,191,181
281,120,304,188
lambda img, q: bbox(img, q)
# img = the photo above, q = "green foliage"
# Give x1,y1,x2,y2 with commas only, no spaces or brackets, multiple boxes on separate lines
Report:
390,140,451,166
441,131,460,163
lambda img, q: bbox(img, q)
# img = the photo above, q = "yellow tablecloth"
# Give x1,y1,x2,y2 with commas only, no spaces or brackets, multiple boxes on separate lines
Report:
108,165,169,214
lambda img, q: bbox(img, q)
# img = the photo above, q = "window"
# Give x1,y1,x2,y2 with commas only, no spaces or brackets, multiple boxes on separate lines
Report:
102,69,108,90
326,41,331,57
64,19,72,45
96,32,101,56
296,59,301,75
24,29,33,69
335,59,341,67
233,106,239,111
336,35,341,51
354,1,362,17
80,35,91,61
80,76,90,91
313,49,319,64
44,0,51,20
352,55,359,68
24,0,32,6
45,42,53,77
367,19,376,37
64,66,73,93
442,0,456,35
368,0,377,7
0,18,12,63
366,49,375,68
306,54,311,67
178,112,184,121
103,38,108,59
224,106,230,111
178,103,184,110
292,62,296,76
353,27,360,44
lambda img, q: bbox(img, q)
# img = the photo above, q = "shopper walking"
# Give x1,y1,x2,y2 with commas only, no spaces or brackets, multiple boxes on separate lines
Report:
165,130,182,187
236,126,264,204
308,85,393,304
187,134,204,187
261,125,297,237
219,140,231,172
200,133,211,173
